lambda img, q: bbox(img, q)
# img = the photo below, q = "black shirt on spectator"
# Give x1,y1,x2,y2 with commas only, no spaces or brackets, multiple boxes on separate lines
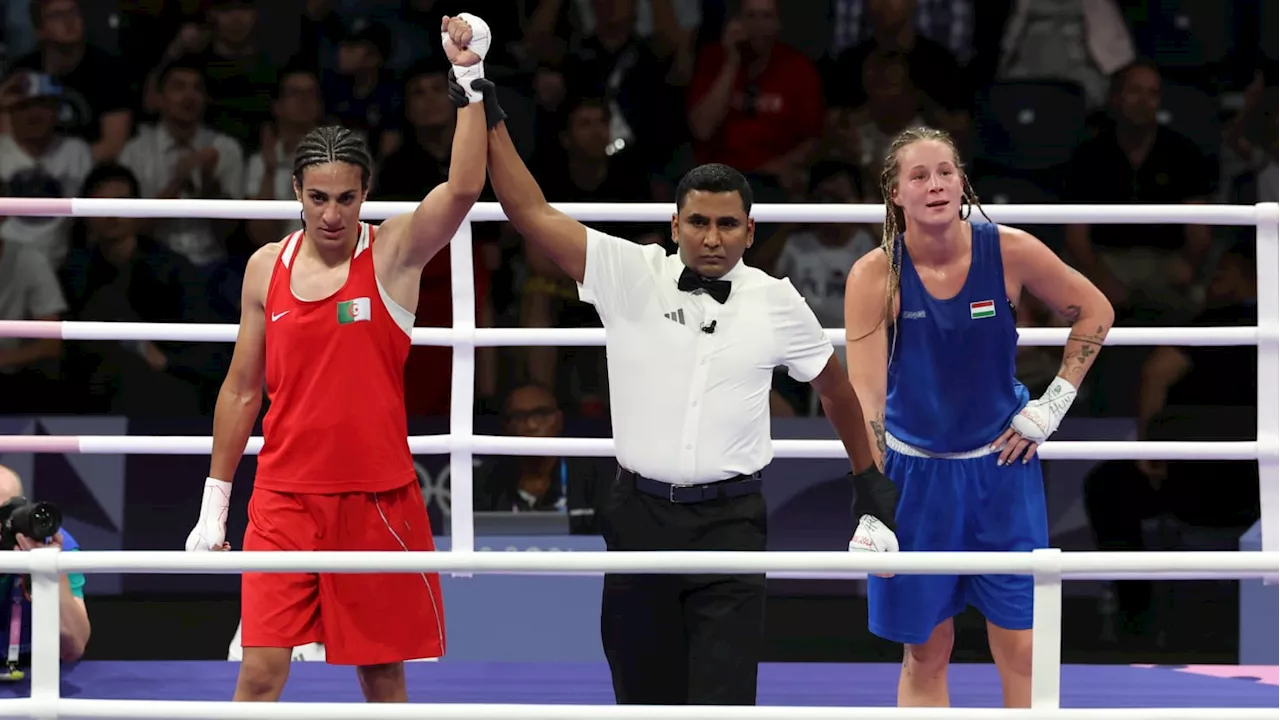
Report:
1063,125,1215,252
11,46,133,145
826,35,971,112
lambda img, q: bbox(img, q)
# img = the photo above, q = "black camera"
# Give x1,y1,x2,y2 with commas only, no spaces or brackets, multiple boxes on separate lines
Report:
0,497,62,551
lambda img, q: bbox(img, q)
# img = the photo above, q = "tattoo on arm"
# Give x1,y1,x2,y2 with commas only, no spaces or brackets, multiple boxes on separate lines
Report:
1062,304,1082,323
1059,324,1108,383
871,413,887,457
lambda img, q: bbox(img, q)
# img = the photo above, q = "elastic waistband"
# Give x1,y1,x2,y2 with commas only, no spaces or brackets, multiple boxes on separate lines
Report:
886,432,997,460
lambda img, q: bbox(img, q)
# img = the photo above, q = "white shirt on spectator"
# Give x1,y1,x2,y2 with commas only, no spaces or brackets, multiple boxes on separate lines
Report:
119,122,244,267
244,140,302,235
0,133,93,268
578,228,832,485
0,240,67,372
775,227,877,331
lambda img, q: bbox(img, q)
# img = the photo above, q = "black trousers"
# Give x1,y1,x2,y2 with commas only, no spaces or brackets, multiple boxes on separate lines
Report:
598,468,768,706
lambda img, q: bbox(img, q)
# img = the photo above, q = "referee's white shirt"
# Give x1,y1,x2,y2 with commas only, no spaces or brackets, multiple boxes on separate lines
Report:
578,227,834,485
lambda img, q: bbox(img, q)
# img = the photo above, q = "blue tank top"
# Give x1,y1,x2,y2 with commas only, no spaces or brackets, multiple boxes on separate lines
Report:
884,221,1029,453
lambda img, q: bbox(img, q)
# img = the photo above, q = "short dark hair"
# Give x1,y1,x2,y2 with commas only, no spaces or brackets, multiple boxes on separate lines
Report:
80,162,141,198
675,163,753,214
157,56,206,92
271,62,318,101
292,125,373,190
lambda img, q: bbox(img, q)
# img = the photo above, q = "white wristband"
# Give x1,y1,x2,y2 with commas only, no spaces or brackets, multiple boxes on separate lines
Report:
453,63,484,103
200,477,232,517
1039,376,1078,424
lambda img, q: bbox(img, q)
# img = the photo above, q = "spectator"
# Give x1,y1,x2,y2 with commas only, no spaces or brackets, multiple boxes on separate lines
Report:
829,0,976,65
0,464,90,663
1062,60,1214,324
119,57,244,269
819,49,932,179
59,163,222,416
0,69,91,267
1224,72,1278,204
825,0,971,146
188,0,276,151
687,0,824,199
0,198,66,414
243,65,324,248
561,0,684,175
575,0,704,86
995,0,1134,110
324,20,401,159
473,383,607,535
5,0,133,162
762,162,876,414
1082,243,1259,646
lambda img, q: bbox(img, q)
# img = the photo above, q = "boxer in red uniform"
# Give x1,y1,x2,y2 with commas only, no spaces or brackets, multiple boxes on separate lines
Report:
183,13,494,703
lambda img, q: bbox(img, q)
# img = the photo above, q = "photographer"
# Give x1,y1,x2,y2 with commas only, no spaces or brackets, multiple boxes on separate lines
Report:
0,465,90,663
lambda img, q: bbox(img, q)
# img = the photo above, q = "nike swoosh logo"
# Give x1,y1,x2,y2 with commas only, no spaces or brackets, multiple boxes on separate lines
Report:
271,311,290,322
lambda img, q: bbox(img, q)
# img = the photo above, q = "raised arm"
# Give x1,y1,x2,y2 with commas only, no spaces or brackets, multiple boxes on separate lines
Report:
382,15,490,270
487,113,590,283
843,250,893,471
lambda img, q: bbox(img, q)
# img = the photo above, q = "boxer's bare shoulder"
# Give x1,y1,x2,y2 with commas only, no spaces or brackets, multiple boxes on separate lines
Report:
242,241,285,313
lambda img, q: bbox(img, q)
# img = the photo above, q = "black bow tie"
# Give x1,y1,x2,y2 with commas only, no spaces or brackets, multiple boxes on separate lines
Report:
677,267,731,304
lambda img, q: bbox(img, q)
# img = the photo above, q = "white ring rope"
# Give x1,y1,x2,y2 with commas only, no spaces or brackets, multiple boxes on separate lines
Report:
0,435,1264,460
0,197,1271,225
0,199,1276,719
0,320,1267,346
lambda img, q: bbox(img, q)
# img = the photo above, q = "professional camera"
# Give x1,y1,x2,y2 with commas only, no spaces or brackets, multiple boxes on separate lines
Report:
0,497,62,551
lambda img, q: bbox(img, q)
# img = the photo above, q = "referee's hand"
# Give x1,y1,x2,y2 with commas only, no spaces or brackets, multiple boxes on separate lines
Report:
849,466,899,531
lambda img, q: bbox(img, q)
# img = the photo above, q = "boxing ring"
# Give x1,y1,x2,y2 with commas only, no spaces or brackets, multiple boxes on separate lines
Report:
0,197,1276,718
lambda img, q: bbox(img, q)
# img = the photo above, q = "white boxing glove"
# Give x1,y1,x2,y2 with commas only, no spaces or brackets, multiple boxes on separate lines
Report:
185,477,232,552
442,13,492,103
1009,376,1077,444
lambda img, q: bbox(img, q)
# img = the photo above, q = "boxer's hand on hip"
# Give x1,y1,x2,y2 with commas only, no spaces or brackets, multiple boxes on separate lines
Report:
186,477,232,552
993,376,1078,466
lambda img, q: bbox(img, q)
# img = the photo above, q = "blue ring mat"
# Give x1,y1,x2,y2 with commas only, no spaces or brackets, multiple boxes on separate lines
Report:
0,662,1274,707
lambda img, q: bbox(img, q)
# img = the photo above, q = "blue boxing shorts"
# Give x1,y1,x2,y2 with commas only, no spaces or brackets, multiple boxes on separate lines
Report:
867,435,1048,645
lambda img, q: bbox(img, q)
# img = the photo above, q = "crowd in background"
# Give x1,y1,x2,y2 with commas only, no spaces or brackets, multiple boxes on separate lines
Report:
0,0,1275,648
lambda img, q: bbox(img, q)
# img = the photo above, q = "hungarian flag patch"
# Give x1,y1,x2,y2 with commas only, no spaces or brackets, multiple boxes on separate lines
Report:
969,300,995,319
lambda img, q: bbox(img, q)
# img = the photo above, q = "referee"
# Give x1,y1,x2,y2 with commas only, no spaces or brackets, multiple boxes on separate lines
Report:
472,80,897,706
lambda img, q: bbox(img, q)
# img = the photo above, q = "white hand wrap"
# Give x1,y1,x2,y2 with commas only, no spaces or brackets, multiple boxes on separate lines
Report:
1009,376,1077,444
443,13,492,103
185,477,231,552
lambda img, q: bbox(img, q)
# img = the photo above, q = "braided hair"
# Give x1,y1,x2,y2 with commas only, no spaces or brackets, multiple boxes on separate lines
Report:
292,125,373,190
867,127,991,361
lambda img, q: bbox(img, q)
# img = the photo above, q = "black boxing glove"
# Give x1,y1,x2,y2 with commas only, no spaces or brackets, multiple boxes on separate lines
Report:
447,72,506,130
849,465,899,532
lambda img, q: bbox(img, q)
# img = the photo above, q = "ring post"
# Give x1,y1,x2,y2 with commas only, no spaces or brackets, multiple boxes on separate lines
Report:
1255,203,1279,582
29,546,61,720
448,221,477,570
1030,547,1063,709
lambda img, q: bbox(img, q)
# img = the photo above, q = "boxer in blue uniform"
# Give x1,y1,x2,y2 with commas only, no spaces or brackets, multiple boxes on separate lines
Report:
843,127,1114,708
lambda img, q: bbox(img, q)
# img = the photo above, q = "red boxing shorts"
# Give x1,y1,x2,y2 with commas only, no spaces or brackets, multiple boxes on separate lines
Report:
240,480,446,665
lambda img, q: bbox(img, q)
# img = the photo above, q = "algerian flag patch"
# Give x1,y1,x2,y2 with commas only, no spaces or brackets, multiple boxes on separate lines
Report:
337,297,371,324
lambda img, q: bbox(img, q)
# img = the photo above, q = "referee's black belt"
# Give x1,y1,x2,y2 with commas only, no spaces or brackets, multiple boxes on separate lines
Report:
621,468,763,504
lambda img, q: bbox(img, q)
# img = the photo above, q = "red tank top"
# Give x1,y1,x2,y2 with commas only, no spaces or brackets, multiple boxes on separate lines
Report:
255,223,418,494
